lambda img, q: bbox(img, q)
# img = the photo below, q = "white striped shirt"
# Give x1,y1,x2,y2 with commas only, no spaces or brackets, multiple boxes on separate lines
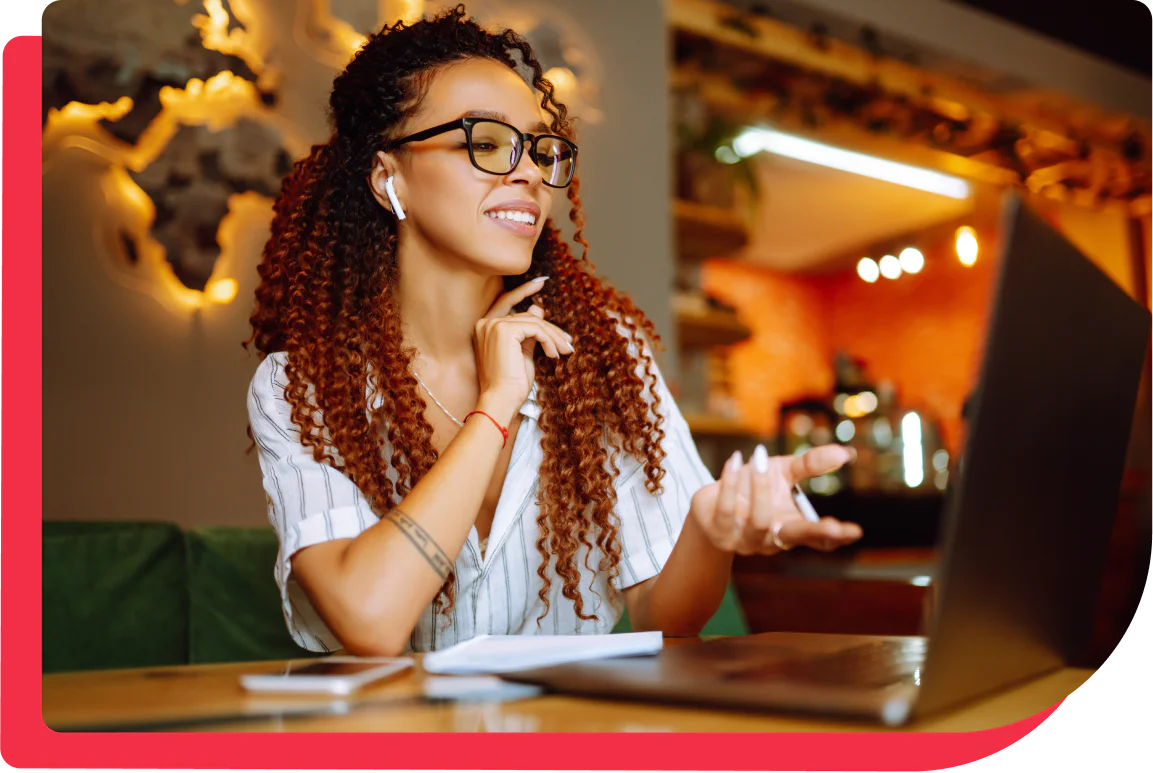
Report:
246,348,714,653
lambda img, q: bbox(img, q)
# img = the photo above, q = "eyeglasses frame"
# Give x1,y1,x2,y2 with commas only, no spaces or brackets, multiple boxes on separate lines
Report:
385,116,578,188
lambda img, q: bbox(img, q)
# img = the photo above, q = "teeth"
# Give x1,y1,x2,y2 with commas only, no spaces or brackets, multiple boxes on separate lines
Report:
487,210,536,225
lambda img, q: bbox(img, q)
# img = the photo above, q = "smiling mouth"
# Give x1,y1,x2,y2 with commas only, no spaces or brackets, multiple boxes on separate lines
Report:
485,210,538,224
484,214,538,236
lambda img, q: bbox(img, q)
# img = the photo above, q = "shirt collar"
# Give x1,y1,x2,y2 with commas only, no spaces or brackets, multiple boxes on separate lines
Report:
520,380,541,420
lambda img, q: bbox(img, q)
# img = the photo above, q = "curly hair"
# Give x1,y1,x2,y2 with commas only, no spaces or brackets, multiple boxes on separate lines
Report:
244,4,669,627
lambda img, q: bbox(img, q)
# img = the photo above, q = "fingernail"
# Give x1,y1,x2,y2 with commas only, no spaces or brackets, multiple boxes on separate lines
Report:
534,276,549,283
726,450,742,472
849,446,858,463
752,444,769,474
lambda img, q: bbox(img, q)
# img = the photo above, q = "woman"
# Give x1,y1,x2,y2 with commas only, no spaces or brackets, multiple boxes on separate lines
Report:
244,5,861,657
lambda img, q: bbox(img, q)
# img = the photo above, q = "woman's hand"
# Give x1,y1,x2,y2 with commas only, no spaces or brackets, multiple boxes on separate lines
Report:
689,444,863,555
474,277,574,422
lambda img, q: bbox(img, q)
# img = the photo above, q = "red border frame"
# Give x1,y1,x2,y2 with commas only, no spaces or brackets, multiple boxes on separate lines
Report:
2,34,1061,769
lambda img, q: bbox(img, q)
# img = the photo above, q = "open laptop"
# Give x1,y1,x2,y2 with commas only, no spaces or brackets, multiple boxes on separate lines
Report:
502,193,1151,725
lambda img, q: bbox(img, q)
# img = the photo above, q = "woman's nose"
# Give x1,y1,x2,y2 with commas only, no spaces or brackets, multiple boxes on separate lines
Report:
505,140,544,184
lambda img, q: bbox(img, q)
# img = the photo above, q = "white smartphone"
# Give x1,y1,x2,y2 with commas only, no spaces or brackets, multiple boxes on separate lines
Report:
240,657,414,695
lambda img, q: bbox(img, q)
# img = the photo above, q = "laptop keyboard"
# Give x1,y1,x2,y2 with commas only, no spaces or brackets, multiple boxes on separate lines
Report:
728,639,928,690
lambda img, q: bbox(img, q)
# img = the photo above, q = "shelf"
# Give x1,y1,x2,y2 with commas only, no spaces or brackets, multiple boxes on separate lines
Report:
674,198,750,262
672,67,1016,189
676,305,752,348
685,413,763,438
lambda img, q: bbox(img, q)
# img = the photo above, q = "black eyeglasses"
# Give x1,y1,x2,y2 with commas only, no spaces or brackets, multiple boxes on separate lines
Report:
386,116,578,188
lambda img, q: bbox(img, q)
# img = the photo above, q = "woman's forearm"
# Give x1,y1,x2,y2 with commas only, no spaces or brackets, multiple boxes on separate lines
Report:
319,394,516,654
631,515,734,636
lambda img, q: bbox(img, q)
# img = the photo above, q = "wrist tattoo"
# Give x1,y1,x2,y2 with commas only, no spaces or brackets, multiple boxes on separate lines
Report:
385,507,452,579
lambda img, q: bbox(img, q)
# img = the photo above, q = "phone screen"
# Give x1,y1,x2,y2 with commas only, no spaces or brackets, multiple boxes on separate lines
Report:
282,661,391,677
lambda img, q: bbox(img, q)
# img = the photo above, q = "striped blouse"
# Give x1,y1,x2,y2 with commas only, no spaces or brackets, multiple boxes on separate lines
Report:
246,348,715,653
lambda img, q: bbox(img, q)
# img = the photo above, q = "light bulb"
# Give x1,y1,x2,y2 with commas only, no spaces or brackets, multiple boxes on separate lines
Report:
956,226,978,266
857,257,880,283
879,254,902,279
206,278,238,304
899,247,924,274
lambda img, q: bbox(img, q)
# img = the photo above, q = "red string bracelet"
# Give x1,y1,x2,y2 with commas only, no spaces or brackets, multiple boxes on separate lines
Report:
464,410,508,449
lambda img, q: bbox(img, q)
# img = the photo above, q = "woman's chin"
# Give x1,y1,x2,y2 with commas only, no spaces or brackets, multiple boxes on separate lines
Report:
478,254,534,277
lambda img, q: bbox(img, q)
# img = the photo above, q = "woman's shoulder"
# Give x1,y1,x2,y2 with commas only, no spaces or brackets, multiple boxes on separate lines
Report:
249,351,292,398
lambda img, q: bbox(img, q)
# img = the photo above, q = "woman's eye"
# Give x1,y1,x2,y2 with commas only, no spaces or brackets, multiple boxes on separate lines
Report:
472,143,497,152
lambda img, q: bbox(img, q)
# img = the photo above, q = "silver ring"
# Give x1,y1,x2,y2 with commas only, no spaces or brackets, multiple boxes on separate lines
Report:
770,521,792,551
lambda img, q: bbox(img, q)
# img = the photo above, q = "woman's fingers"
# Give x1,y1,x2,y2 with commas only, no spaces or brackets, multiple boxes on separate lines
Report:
515,315,573,356
748,445,780,530
787,444,856,486
522,305,575,347
529,306,574,345
484,277,549,318
484,311,573,357
773,516,863,552
712,451,743,545
494,317,572,358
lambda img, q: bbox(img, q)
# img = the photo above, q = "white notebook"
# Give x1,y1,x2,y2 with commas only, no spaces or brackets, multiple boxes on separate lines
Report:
422,631,663,675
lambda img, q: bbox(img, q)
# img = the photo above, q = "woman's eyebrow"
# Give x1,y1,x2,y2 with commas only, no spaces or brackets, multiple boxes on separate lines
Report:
461,109,551,133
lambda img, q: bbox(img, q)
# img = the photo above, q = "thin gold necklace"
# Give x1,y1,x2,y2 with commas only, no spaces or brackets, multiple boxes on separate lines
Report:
408,366,465,427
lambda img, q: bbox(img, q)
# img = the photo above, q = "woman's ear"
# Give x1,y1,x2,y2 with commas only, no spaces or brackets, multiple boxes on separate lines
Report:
368,151,402,216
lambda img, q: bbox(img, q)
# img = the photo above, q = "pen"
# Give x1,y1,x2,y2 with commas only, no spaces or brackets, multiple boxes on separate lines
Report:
791,484,821,523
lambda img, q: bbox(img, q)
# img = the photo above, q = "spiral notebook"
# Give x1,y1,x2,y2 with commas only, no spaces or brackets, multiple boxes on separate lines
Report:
422,631,663,675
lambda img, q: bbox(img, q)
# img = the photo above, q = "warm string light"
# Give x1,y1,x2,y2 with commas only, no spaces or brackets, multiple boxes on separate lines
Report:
856,229,975,284
44,69,299,315
206,278,239,304
878,254,902,280
193,0,267,73
857,257,880,283
839,391,878,418
899,247,924,274
956,225,979,266
381,0,426,24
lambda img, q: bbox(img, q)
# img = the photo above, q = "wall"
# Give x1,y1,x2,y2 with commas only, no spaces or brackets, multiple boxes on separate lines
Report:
546,0,675,370
1037,199,1140,299
42,0,672,527
702,222,1001,454
703,190,1148,459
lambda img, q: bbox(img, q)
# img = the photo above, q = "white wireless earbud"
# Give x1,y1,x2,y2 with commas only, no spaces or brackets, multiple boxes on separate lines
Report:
384,175,406,220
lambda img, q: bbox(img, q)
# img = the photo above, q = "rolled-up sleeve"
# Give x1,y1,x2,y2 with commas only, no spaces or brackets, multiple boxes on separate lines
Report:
247,352,380,651
610,339,715,591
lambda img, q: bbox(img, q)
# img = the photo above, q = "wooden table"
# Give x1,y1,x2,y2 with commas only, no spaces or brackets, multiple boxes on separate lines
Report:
44,638,1092,733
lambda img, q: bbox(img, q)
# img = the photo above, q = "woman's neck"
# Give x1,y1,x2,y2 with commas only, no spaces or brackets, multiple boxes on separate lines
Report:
394,249,504,372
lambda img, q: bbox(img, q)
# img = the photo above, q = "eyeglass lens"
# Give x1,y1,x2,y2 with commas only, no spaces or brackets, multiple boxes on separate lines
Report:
470,120,575,187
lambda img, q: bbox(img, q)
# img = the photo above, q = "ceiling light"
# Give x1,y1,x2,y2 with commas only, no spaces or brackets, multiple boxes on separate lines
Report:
732,127,971,199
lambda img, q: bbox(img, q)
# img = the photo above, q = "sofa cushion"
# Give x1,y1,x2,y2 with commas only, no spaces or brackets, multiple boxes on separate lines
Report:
185,527,313,664
42,521,189,672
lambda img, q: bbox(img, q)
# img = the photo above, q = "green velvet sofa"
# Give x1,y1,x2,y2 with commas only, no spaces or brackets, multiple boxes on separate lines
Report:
42,521,748,673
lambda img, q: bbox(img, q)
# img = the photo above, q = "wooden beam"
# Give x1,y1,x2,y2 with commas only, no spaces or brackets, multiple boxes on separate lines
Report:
672,67,1149,217
672,68,1016,184
669,0,1146,151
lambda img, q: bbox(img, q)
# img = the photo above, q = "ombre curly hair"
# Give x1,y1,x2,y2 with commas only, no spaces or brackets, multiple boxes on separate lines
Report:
244,4,669,626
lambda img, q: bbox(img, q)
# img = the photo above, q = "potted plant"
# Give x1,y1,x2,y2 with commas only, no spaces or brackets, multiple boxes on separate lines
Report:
674,90,759,211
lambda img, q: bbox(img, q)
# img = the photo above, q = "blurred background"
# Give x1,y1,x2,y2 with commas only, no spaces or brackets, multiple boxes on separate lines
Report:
41,0,1150,667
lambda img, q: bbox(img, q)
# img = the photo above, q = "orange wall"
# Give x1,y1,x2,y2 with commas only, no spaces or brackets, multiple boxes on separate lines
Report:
702,226,1002,454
